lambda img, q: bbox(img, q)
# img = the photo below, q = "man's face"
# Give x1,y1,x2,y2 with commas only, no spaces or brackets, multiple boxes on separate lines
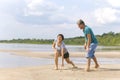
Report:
77,24,84,29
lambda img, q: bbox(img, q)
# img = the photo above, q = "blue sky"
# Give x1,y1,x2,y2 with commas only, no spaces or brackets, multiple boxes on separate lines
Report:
0,0,120,40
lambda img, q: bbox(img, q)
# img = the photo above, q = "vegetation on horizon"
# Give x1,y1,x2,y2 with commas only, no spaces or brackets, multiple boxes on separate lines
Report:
0,32,120,46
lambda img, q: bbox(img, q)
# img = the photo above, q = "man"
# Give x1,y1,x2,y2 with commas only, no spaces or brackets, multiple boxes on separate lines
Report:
77,19,99,72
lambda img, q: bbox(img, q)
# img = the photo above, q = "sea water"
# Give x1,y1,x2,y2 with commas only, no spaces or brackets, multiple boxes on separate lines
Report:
0,43,120,68
0,52,120,68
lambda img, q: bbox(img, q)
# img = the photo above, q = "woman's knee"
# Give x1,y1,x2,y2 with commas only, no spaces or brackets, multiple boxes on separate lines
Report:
66,59,71,64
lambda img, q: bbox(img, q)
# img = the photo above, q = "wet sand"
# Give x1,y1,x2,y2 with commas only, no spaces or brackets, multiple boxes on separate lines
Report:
0,49,120,58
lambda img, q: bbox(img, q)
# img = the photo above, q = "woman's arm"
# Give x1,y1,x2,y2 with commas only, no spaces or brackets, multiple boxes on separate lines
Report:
52,42,58,53
52,42,56,50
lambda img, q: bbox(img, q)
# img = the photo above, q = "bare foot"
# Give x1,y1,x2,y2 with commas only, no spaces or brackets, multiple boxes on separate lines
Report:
85,67,90,72
54,67,58,70
72,66,78,69
95,64,99,68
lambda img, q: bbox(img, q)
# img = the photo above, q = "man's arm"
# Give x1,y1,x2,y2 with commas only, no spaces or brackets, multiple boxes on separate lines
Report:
84,42,87,49
86,34,91,51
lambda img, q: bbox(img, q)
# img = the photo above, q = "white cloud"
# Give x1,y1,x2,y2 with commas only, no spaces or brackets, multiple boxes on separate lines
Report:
0,0,120,40
107,0,120,7
21,0,72,24
94,7,119,24
24,0,64,16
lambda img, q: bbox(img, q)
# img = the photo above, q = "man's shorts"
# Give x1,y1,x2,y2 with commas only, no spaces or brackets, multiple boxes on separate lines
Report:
86,43,98,58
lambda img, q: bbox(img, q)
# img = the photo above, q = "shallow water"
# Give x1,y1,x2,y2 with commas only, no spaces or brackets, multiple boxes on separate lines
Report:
0,43,120,52
0,52,120,68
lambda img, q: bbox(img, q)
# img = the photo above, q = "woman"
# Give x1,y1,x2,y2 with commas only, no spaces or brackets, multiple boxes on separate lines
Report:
52,34,77,70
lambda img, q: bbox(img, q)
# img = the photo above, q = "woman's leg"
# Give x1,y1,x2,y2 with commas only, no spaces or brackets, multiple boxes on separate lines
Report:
65,58,76,67
54,52,59,70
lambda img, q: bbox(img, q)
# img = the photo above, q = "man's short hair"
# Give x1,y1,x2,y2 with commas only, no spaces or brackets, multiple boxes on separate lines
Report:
77,19,85,25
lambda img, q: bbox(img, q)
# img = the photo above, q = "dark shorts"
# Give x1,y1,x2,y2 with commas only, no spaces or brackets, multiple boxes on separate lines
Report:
64,52,69,58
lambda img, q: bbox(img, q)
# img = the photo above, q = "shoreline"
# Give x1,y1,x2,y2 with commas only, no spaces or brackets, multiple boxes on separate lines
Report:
0,49,120,58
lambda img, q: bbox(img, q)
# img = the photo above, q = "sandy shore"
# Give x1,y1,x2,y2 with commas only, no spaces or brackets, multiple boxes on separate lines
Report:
0,49,120,80
0,49,120,58
0,64,120,80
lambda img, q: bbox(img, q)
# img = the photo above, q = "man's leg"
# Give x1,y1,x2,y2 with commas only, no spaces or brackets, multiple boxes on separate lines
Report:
85,58,91,72
91,44,99,68
92,56,99,68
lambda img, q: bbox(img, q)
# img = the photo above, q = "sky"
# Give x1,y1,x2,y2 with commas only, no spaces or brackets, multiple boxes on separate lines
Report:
0,0,120,40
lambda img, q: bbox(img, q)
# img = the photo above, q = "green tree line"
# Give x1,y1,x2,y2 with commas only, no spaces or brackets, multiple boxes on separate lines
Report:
0,32,120,46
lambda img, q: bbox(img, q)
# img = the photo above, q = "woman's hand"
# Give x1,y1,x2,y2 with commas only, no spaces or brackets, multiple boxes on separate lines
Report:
54,48,57,52
61,63,64,67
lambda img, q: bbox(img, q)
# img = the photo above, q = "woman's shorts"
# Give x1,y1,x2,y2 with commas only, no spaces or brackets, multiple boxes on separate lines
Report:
86,43,98,58
64,52,69,58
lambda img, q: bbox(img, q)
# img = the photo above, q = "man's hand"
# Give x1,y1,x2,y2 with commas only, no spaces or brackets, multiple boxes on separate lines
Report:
84,45,86,49
84,44,87,49
86,47,90,52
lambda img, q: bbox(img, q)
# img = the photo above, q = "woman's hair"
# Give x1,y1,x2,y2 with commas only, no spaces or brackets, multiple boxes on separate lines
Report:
57,34,64,40
77,19,85,25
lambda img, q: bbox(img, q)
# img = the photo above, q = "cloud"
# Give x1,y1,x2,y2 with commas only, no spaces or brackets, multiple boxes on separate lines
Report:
0,0,72,25
94,7,120,24
20,0,72,25
0,0,120,40
24,0,64,16
107,0,120,8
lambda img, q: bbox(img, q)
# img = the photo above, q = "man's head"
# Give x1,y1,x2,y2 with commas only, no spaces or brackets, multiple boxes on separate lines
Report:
77,19,85,29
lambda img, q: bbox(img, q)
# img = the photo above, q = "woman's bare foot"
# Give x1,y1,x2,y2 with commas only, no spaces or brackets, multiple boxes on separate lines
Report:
72,66,78,69
54,67,58,70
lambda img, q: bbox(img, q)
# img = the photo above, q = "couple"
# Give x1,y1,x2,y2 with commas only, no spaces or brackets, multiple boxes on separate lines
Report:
52,19,99,72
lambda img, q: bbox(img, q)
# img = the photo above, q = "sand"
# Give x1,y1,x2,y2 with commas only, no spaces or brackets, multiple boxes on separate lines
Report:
0,49,120,80
0,49,120,58
0,64,120,80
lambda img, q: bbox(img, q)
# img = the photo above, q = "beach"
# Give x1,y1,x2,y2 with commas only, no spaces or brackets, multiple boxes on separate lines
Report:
0,49,120,80
0,64,120,80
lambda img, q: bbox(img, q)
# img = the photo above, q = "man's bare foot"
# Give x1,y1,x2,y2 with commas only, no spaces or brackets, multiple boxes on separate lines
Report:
85,67,90,72
95,64,99,68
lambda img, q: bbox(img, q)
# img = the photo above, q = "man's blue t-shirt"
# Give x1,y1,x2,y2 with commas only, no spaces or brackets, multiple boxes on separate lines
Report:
83,26,98,44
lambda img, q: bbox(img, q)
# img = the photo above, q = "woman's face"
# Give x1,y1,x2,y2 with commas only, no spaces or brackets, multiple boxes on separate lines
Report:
57,36,63,42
